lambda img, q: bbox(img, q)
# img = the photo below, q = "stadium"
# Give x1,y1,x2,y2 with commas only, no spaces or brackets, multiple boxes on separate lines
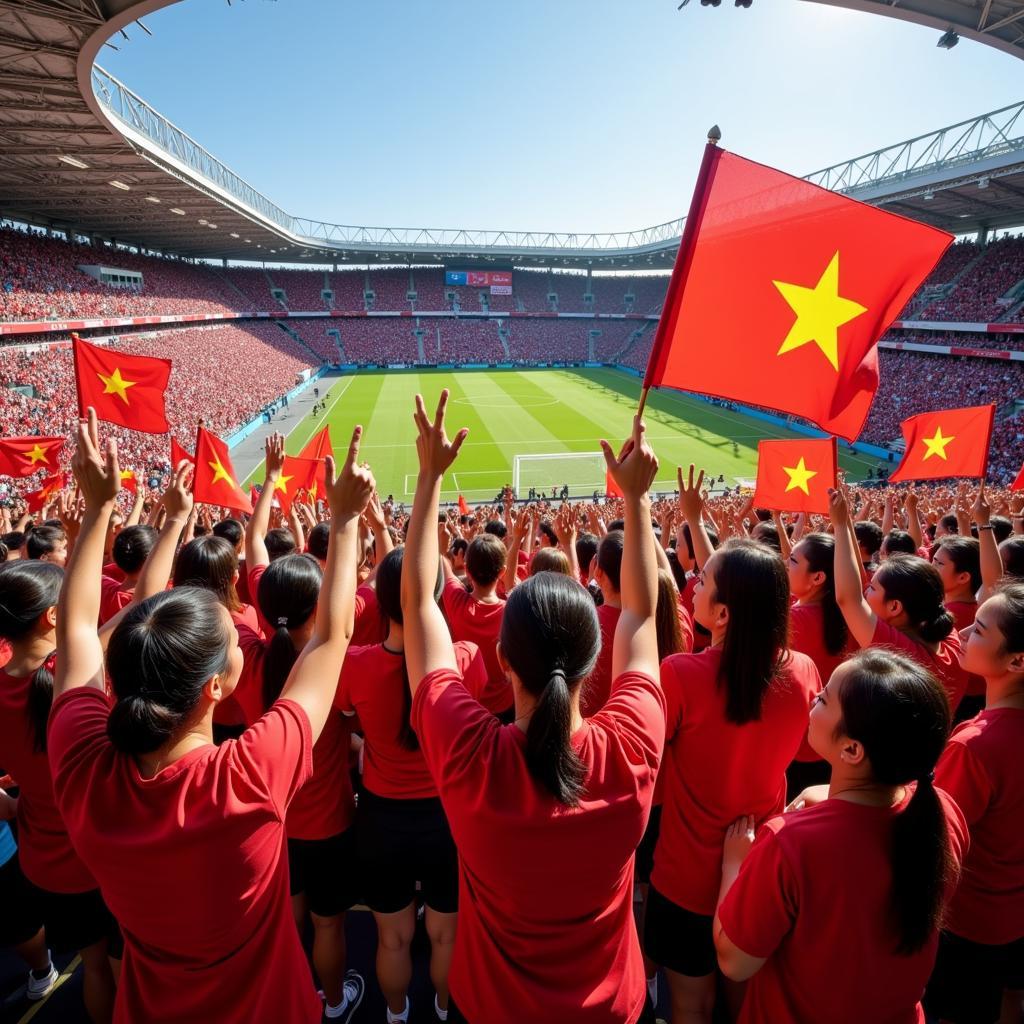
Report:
1,0,1024,1022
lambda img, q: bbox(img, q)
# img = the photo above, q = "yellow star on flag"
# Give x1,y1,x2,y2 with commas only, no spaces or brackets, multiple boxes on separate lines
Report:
22,443,51,465
97,367,137,405
922,427,955,461
773,251,868,372
783,457,817,495
208,457,235,488
273,474,294,494
120,469,135,481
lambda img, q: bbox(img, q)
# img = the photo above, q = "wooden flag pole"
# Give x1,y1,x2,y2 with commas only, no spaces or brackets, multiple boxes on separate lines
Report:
636,124,722,424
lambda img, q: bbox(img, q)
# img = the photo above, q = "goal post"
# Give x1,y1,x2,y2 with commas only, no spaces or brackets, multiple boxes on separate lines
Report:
512,451,608,498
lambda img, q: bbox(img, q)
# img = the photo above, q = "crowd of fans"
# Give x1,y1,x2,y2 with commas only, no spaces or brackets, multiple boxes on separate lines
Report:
917,235,1024,322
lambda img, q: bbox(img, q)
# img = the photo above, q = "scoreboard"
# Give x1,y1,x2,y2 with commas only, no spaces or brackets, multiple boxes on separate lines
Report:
445,270,512,295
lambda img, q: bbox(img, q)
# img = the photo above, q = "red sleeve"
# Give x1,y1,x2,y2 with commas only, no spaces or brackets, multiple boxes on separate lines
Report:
934,737,993,828
334,647,360,714
592,672,666,776
230,700,313,819
47,687,113,792
442,576,469,618
247,561,267,595
454,641,489,703
234,625,268,724
869,617,918,659
659,657,685,742
677,600,694,654
717,821,798,959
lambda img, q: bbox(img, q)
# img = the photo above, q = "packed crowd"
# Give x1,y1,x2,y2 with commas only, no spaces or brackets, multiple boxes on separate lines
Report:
918,235,1024,323
0,398,1021,1024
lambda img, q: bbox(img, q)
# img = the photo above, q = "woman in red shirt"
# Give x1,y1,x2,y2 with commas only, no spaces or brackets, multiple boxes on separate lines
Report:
47,411,373,1024
402,393,664,1024
649,477,818,1024
338,547,485,1024
925,584,1024,1024
714,647,967,1024
830,487,969,715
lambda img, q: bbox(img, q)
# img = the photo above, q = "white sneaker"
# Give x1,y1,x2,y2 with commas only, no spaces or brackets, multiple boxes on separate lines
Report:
26,958,58,1001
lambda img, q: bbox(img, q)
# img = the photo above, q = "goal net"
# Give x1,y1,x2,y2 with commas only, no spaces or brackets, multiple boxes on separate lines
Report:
512,452,608,498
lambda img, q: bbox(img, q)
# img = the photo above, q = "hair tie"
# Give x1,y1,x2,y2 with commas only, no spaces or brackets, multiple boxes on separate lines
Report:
549,667,567,686
277,616,289,627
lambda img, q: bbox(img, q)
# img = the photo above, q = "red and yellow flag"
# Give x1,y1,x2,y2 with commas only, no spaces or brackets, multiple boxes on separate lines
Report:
890,405,994,482
0,436,65,478
72,334,171,434
644,145,952,441
752,437,837,514
192,427,253,514
25,472,68,513
298,427,331,501
271,455,320,515
170,437,194,469
119,468,138,495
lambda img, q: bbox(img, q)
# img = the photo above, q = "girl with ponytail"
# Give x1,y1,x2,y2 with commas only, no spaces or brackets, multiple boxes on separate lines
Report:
401,392,664,1024
47,411,373,1024
925,583,1024,1024
646,466,820,1024
829,486,969,714
338,546,486,1023
714,648,966,1024
240,433,364,1021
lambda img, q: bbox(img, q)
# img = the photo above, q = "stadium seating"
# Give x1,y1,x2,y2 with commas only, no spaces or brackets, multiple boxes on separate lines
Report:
505,320,589,363
512,270,554,312
437,318,505,363
335,318,419,364
410,269,447,311
327,270,367,312
918,235,1024,322
218,267,280,310
367,269,412,313
281,318,342,363
269,269,330,311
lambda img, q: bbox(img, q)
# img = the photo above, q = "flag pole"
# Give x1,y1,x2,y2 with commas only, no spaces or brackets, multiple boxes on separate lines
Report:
636,124,723,422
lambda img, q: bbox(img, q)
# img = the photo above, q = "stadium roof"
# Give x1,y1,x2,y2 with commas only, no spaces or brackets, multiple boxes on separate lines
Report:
0,0,1023,270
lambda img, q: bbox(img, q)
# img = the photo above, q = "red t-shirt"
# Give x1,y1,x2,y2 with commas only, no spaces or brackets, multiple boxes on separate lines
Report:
718,791,968,1024
0,663,97,892
412,668,665,1024
652,647,819,915
99,575,134,626
212,605,264,727
48,689,321,1024
945,601,984,697
869,619,968,714
336,640,487,799
789,602,857,762
352,584,386,647
235,626,354,840
581,603,621,718
935,707,1024,944
441,577,508,713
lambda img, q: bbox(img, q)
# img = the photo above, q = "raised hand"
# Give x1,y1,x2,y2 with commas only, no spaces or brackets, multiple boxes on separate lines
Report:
264,432,286,482
721,815,757,869
71,408,120,509
972,481,991,527
162,460,194,522
325,425,375,520
677,464,706,523
601,414,658,499
413,390,468,478
828,485,850,526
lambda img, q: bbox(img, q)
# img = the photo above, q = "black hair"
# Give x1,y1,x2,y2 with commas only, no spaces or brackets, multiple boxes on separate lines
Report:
796,533,849,657
710,539,790,725
835,648,954,955
991,515,1012,544
751,521,781,552
2,531,26,553
681,521,718,564
0,561,61,752
483,520,507,540
173,535,242,613
854,521,884,561
256,554,322,708
25,525,66,561
307,522,330,561
876,555,954,646
882,530,918,558
656,570,687,662
264,527,297,561
538,521,557,546
113,524,158,574
0,542,8,563
449,537,468,559
938,536,981,594
938,513,958,536
500,572,600,807
596,530,624,593
466,534,506,586
665,546,688,593
607,518,625,532
575,531,598,579
106,589,233,755
989,582,1024,655
212,518,244,550
1000,536,1024,580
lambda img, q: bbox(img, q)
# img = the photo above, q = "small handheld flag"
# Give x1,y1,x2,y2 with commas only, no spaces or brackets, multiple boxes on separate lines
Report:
752,437,837,514
889,405,994,483
0,436,65,478
192,427,253,514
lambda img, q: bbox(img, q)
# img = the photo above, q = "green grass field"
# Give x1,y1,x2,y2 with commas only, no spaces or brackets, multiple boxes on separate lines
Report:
261,367,881,502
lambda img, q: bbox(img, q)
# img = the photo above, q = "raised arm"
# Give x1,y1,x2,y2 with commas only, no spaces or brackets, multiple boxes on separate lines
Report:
245,432,285,573
677,464,715,570
554,503,581,582
503,510,529,595
830,485,878,648
364,490,395,561
54,409,122,698
772,511,793,563
402,391,469,693
974,484,1002,603
905,488,925,551
606,416,660,681
279,428,374,741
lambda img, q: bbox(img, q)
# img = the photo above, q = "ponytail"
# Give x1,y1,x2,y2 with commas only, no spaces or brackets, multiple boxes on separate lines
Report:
876,555,953,646
262,626,299,710
525,668,586,807
797,533,849,657
25,655,56,753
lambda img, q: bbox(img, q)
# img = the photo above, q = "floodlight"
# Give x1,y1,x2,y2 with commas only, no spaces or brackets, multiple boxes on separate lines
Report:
170,208,185,215
145,196,161,203
59,155,89,168
109,180,130,190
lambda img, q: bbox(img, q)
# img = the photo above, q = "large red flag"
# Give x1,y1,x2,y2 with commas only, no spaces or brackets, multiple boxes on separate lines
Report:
890,405,994,482
753,437,837,514
192,427,253,514
644,144,952,441
73,334,171,434
0,437,65,478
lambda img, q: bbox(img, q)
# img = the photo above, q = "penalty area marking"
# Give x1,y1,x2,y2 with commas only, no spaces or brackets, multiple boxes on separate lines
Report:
449,393,559,409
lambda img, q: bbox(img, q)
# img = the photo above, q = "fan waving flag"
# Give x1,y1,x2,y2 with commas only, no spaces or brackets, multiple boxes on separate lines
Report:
753,437,837,514
192,427,253,514
0,436,65,478
298,427,331,501
272,456,320,515
890,405,994,482
643,142,952,441
73,334,171,434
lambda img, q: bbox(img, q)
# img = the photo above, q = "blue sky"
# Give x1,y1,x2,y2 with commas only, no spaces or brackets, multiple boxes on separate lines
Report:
101,0,1021,234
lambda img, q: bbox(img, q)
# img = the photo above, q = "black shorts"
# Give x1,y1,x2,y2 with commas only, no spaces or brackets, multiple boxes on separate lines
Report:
643,884,716,978
635,804,662,885
924,930,1024,1024
23,872,120,955
355,789,458,915
287,829,359,918
0,852,43,947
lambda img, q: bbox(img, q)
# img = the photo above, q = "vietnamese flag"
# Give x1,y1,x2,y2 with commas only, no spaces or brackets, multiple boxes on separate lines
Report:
271,456,320,515
458,495,470,517
605,468,623,499
890,405,994,483
0,436,65,478
119,468,139,495
298,427,331,501
25,472,68,513
170,437,194,468
753,437,837,514
192,427,253,514
72,334,171,434
644,144,952,441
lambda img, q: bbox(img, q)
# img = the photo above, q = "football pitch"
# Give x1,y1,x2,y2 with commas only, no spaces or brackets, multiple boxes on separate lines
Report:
260,367,882,502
